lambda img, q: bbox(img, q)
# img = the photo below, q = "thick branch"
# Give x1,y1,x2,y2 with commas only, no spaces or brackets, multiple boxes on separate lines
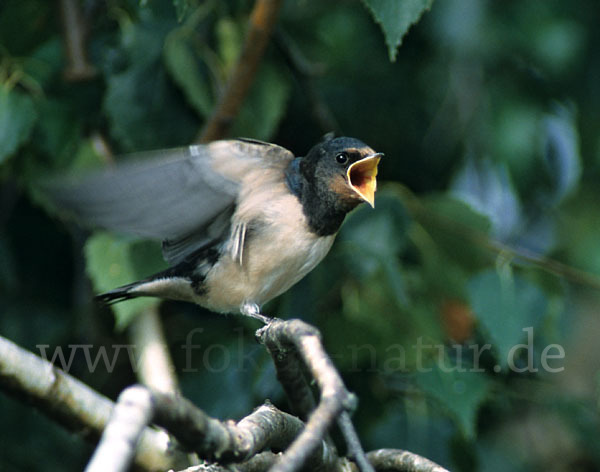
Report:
176,452,280,472
0,335,187,472
86,384,336,471
367,449,450,472
151,390,336,468
198,0,283,142
266,337,317,421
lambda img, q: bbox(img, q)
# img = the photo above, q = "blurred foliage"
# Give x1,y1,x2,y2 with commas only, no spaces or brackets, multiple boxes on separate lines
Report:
2,0,600,471
84,233,166,328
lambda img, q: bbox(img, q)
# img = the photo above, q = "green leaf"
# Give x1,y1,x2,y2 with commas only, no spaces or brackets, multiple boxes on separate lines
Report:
341,191,409,259
424,195,491,234
104,62,198,151
164,30,213,118
467,269,547,368
0,0,52,56
416,363,491,439
493,102,541,180
67,139,106,173
216,17,243,73
0,86,37,164
231,64,291,141
84,233,166,329
339,190,410,305
34,99,82,167
22,38,63,88
173,0,192,22
362,0,434,61
103,21,198,151
416,195,492,275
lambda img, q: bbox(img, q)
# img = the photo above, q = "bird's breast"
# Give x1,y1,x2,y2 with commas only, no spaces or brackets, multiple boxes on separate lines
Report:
197,193,335,313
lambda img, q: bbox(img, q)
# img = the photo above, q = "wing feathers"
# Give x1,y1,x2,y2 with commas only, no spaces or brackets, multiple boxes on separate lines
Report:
231,222,247,266
40,139,295,266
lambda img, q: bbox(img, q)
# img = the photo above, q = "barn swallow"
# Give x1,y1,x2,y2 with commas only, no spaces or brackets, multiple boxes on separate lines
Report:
45,136,382,321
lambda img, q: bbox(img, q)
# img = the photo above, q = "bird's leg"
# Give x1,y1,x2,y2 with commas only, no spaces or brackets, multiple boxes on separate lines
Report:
240,302,273,324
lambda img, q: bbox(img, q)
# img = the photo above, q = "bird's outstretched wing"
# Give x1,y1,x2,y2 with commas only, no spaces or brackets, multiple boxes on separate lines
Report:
40,139,295,265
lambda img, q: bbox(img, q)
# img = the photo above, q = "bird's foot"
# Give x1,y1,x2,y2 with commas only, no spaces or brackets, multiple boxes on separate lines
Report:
240,303,273,324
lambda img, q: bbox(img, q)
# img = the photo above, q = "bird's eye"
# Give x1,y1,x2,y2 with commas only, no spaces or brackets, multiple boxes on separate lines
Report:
335,152,349,164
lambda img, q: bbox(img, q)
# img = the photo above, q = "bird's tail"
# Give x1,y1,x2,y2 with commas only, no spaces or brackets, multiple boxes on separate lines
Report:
95,265,196,306
95,281,144,305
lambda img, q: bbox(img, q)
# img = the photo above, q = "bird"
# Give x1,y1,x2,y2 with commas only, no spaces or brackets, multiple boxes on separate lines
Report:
44,136,382,321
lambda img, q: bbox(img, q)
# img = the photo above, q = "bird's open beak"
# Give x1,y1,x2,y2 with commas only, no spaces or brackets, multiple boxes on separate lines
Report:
347,152,383,208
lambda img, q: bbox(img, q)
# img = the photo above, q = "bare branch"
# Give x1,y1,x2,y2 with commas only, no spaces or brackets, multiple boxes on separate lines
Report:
367,449,450,472
396,183,600,292
176,452,280,472
129,308,198,464
58,0,97,81
197,0,283,142
151,390,337,468
235,451,280,472
0,334,187,472
264,334,316,421
129,306,179,394
85,386,155,472
257,319,373,472
1,311,449,472
338,411,375,472
85,384,337,471
2,326,450,472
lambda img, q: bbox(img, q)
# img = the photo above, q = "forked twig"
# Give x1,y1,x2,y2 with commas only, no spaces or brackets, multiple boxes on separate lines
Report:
257,318,374,472
84,384,337,471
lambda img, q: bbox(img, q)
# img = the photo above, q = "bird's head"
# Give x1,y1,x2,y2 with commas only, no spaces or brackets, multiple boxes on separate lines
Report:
301,136,382,210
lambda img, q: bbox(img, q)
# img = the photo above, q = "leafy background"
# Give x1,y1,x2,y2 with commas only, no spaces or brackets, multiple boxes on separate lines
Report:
2,0,600,470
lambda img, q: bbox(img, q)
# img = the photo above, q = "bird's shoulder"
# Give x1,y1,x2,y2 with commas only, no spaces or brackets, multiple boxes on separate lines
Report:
198,138,295,184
